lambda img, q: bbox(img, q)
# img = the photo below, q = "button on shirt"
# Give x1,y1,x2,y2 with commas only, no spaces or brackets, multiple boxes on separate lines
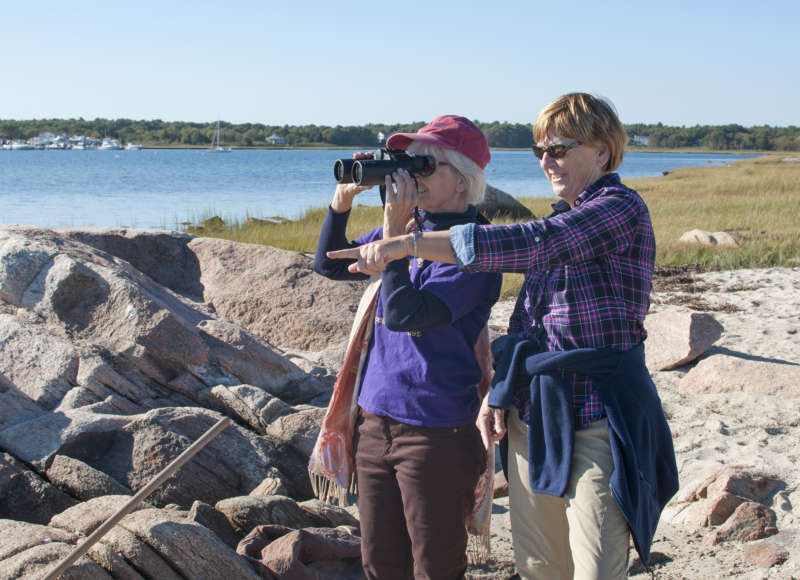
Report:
449,173,655,429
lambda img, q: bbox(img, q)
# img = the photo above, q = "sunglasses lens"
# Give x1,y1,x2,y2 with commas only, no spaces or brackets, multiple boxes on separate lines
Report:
533,142,580,159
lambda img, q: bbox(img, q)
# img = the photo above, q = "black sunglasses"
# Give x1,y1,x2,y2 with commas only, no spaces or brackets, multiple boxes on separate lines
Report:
531,141,582,160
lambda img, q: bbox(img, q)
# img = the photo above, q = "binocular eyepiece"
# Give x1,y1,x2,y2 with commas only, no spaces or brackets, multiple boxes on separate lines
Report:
333,149,437,187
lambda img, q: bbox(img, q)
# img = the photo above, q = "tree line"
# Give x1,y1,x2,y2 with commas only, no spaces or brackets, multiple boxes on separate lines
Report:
1,118,798,151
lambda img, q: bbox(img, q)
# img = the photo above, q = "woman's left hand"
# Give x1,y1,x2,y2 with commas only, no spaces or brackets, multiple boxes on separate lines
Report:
383,168,419,238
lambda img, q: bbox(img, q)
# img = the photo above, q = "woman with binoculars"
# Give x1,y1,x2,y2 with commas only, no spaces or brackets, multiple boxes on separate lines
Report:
313,115,502,579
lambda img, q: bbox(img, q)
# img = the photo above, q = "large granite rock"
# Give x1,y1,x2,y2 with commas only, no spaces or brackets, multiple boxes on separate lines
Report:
58,228,370,352
679,229,739,247
215,494,328,539
0,406,312,506
678,355,800,396
477,184,535,221
187,236,366,351
1,504,263,579
115,508,262,579
0,227,320,418
644,308,724,371
0,452,78,524
668,466,780,518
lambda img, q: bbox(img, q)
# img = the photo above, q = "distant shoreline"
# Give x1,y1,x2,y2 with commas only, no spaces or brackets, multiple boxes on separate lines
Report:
78,145,773,156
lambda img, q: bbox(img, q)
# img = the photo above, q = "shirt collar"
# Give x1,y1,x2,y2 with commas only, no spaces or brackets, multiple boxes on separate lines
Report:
422,205,479,231
548,199,571,217
548,173,621,216
576,173,621,205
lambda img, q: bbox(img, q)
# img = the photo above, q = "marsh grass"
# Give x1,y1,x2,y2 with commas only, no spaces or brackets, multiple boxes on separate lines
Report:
629,155,800,269
186,204,386,252
185,155,800,299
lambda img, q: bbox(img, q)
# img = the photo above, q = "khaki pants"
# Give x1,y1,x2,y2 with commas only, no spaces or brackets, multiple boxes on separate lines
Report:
507,411,630,579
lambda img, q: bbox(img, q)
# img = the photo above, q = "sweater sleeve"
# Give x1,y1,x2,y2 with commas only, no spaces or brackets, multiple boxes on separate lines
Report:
313,206,372,281
380,259,451,331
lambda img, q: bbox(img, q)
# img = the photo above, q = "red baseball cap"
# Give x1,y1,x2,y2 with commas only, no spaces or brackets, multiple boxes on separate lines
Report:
386,115,491,169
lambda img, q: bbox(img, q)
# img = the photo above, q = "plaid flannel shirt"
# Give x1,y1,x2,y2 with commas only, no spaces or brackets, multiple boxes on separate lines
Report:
453,173,655,428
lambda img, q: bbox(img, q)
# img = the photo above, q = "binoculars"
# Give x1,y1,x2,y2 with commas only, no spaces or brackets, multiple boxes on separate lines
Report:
333,149,437,187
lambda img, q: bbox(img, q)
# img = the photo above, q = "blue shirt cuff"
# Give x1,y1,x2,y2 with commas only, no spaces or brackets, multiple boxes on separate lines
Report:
449,223,476,268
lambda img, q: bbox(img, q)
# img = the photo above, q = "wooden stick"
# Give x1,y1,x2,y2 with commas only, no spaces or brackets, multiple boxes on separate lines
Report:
43,415,232,580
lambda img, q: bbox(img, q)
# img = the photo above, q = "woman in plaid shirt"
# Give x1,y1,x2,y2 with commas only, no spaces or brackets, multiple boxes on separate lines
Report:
328,94,678,579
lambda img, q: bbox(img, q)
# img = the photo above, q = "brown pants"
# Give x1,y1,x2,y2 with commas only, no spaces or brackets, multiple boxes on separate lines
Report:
354,409,486,580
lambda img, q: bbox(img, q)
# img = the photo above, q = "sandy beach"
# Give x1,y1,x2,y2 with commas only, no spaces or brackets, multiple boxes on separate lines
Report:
474,266,800,579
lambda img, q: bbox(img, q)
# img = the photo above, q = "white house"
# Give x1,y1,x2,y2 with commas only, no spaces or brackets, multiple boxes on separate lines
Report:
266,133,288,145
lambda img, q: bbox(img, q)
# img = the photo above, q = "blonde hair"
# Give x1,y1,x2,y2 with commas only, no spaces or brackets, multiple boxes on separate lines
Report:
533,93,627,172
406,141,487,205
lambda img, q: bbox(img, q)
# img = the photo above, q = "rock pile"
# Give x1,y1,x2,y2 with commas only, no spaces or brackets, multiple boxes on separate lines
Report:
0,225,366,578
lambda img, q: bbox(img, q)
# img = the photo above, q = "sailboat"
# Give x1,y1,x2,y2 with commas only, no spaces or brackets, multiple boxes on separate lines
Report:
208,120,231,152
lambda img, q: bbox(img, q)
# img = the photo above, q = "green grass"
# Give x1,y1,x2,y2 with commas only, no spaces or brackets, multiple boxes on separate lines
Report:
184,154,800,299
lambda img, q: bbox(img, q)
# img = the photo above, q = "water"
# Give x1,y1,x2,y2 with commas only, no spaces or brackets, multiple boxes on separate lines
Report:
0,149,756,230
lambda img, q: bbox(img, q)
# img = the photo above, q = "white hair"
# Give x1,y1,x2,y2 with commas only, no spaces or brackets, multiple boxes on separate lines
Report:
406,141,487,205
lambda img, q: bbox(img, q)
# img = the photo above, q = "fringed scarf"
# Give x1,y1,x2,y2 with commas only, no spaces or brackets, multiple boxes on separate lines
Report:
467,323,495,564
467,443,495,564
308,278,381,505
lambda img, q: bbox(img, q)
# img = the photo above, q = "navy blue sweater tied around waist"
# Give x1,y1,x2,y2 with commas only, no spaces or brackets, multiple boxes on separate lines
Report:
488,334,679,566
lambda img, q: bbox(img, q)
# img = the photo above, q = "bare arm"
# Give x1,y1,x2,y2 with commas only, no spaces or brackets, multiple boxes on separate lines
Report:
313,175,374,280
326,229,457,276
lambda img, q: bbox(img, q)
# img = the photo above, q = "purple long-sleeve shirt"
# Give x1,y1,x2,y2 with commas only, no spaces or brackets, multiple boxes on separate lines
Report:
450,173,655,428
314,206,502,427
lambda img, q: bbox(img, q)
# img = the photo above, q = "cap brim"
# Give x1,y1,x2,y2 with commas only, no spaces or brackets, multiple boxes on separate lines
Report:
386,132,454,151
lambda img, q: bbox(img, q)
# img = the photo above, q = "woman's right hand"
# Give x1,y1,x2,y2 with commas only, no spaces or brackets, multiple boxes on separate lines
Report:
476,394,507,450
331,152,374,213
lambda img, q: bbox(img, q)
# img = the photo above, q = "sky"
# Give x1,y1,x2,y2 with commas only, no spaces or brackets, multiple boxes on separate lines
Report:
2,0,798,128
